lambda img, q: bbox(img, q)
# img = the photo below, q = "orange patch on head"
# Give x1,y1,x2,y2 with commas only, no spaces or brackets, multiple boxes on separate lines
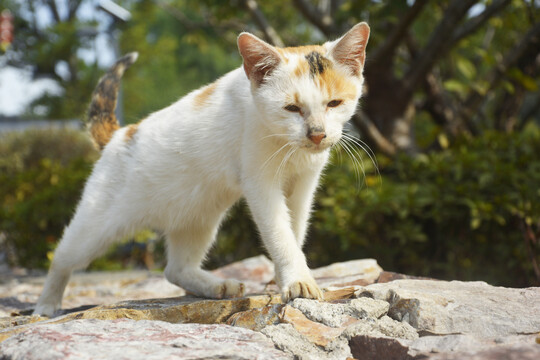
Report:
277,45,326,72
293,61,309,78
125,123,139,143
193,82,218,108
316,68,358,100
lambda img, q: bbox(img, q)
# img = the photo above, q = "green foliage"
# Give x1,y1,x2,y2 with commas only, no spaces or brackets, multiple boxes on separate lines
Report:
307,129,540,287
0,128,98,268
120,0,241,123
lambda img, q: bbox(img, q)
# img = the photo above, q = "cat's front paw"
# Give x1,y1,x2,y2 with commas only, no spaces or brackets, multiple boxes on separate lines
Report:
217,279,245,298
33,302,60,317
282,276,323,302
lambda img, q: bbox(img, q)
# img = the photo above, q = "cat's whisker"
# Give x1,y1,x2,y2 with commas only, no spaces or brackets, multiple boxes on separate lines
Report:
260,142,291,171
341,132,382,185
331,142,344,165
274,145,297,186
259,133,290,141
343,137,367,187
342,132,378,169
339,138,364,191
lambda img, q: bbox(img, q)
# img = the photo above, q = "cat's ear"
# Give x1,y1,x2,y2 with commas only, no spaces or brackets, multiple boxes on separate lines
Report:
237,33,281,86
329,22,370,75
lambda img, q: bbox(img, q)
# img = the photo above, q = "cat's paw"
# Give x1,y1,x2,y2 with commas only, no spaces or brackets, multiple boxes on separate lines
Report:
282,277,323,302
218,279,245,298
33,302,60,317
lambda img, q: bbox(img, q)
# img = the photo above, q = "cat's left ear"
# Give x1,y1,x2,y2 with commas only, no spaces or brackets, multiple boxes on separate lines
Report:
329,22,370,76
238,33,281,86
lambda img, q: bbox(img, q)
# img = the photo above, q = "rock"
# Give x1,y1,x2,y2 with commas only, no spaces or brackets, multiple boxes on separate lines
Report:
350,334,540,360
212,255,275,283
0,319,292,360
261,323,352,360
406,334,540,357
343,316,418,341
226,304,283,331
0,270,184,318
375,271,433,284
280,305,345,347
313,258,383,288
323,286,357,301
257,297,417,359
212,255,277,294
0,294,281,341
357,279,540,337
349,335,412,360
1,257,540,359
290,297,389,327
424,336,540,360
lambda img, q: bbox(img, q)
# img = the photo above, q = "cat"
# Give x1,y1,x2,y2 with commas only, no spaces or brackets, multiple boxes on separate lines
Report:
34,22,370,316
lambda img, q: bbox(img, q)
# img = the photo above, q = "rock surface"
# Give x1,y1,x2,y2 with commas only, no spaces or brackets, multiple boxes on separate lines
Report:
1,256,539,359
357,279,540,337
0,319,292,360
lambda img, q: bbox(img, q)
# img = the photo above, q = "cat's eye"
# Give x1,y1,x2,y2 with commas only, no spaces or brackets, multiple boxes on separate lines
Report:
327,100,343,108
284,104,302,113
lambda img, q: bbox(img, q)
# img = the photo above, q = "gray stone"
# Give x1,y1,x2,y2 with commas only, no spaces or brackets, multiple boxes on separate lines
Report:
348,297,390,319
350,334,540,360
358,279,540,337
0,319,292,360
290,297,389,327
342,316,418,341
2,257,540,360
313,258,383,288
261,323,351,360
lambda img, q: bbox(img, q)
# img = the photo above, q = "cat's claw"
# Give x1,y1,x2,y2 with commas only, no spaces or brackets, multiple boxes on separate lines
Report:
218,279,245,298
282,278,323,302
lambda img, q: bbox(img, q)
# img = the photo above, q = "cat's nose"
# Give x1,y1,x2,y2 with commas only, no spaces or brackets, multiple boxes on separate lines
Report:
308,131,326,145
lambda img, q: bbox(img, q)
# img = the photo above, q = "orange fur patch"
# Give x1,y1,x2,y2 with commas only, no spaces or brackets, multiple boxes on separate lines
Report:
282,45,357,101
317,68,357,100
193,82,218,108
89,116,120,150
125,123,139,142
293,61,309,78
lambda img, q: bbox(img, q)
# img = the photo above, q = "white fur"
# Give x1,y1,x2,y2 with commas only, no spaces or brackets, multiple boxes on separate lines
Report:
34,25,369,316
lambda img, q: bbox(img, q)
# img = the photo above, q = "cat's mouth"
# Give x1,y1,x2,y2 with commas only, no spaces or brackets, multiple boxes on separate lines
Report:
303,141,333,152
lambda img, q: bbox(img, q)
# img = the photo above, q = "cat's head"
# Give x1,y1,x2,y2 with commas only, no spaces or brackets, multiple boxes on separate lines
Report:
238,23,370,152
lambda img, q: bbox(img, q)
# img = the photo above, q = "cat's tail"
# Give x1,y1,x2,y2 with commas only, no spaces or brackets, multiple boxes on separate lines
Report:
86,52,138,150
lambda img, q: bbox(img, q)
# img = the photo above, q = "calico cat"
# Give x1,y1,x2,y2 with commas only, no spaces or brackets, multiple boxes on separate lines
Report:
34,22,370,316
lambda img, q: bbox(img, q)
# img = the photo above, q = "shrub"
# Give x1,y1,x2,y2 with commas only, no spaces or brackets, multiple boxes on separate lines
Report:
308,129,540,287
0,128,98,268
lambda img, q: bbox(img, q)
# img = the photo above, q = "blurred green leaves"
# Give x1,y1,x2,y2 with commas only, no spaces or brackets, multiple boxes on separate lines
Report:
0,128,97,268
307,127,540,286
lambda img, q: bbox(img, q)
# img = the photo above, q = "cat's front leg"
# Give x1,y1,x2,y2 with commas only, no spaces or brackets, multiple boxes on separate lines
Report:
243,178,323,302
287,169,324,248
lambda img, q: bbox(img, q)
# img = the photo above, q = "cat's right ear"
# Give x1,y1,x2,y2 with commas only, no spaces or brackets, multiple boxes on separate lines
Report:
237,33,281,86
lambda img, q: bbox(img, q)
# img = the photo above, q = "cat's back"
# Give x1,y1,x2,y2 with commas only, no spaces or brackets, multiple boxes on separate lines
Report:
143,67,249,132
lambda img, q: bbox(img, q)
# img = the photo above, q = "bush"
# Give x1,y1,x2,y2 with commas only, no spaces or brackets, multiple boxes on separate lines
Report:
308,129,540,287
0,128,98,268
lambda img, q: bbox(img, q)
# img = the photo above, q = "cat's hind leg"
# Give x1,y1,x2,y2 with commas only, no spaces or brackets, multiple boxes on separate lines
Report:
164,221,244,299
34,208,131,317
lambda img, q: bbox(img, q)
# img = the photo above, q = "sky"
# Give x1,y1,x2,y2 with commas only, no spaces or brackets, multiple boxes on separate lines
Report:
0,0,117,117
